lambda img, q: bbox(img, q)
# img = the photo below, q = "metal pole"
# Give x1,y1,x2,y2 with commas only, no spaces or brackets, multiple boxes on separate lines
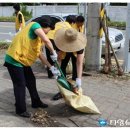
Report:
83,3,87,34
123,3,130,73
84,3,101,71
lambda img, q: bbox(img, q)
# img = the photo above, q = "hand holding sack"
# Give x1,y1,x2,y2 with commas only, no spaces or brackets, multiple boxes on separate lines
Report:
72,78,82,94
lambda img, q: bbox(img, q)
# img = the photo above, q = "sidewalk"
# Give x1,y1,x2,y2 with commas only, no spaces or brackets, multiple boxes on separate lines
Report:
0,49,130,127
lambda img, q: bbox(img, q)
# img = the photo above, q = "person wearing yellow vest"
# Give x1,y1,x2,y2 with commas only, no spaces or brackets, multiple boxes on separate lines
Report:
4,16,60,118
72,15,85,33
51,16,86,100
53,28,87,100
13,4,25,32
45,15,74,78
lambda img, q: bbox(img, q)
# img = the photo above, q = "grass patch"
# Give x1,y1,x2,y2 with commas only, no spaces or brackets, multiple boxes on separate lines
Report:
0,16,31,22
108,21,126,29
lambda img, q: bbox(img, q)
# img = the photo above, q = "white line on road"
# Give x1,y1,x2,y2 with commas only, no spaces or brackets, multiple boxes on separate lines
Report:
0,25,14,28
0,32,10,35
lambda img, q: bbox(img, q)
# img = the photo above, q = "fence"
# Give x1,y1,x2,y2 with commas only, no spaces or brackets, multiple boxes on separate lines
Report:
0,5,127,22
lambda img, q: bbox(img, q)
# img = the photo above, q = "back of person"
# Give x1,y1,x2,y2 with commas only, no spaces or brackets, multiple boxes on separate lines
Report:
13,3,25,32
7,22,42,66
15,11,25,31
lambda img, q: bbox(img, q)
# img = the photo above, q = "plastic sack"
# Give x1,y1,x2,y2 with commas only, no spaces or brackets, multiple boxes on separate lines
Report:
66,59,72,74
57,81,100,114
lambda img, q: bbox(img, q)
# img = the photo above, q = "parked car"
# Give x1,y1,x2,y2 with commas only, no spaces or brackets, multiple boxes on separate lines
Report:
101,27,125,54
26,14,64,26
26,14,125,55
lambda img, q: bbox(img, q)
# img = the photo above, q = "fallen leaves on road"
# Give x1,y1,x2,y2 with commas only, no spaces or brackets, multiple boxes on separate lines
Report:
30,108,63,127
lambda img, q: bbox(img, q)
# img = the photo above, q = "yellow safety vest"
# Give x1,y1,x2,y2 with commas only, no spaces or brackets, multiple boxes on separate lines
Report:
47,21,72,40
47,21,77,59
15,11,25,31
72,23,84,33
7,22,42,66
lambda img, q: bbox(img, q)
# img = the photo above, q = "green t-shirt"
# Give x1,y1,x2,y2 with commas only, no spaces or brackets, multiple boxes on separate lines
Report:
5,22,41,67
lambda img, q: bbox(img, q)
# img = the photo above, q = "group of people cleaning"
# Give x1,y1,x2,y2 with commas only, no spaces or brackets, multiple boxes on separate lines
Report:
4,3,87,118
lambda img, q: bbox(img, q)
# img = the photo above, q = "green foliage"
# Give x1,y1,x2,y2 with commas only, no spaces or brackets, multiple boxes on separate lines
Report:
107,21,126,28
0,16,15,22
0,16,31,22
21,5,32,18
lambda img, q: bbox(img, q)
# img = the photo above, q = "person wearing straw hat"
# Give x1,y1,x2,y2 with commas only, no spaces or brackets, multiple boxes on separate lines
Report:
45,15,76,78
52,28,87,100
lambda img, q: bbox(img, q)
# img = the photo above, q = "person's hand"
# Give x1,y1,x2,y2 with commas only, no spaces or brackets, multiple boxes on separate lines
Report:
72,78,82,94
76,78,82,87
50,66,61,79
50,50,58,62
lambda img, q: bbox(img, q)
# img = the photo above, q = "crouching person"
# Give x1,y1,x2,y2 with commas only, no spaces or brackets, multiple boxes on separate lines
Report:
4,16,60,118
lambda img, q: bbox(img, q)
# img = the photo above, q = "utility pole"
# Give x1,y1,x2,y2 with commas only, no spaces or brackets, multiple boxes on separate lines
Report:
123,3,130,73
84,3,102,71
83,3,87,34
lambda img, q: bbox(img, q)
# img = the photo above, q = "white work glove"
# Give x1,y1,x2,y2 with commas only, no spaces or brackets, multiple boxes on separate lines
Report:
72,78,82,94
50,66,61,79
50,50,58,62
76,78,82,88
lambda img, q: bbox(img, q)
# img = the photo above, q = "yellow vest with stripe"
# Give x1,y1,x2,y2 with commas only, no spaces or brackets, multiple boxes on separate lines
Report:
15,11,25,30
7,22,42,66
47,21,77,59
72,23,84,33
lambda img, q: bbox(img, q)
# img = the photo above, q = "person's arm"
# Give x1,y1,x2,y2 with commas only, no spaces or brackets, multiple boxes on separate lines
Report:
39,52,51,68
74,50,84,89
39,52,60,78
34,28,55,54
76,52,84,79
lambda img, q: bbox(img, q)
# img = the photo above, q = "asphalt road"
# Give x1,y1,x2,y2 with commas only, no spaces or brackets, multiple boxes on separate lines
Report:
0,22,125,62
0,22,15,42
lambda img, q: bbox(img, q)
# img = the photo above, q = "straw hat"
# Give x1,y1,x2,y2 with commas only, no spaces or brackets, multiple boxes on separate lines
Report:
54,28,87,52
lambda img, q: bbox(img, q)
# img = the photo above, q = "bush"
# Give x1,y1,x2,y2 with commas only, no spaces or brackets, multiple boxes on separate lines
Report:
0,16,31,22
107,21,126,29
0,16,15,22
21,5,32,18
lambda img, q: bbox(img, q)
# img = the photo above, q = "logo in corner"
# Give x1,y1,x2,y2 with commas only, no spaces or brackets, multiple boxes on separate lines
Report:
98,119,108,127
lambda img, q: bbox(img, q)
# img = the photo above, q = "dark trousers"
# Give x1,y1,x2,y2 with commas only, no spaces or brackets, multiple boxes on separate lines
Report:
61,53,77,80
5,63,40,114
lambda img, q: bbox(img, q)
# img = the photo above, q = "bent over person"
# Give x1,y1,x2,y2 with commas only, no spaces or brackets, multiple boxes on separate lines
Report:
4,16,60,118
45,15,76,78
53,28,87,100
13,3,25,32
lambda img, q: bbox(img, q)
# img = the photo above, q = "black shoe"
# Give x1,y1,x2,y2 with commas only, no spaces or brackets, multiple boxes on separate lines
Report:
52,92,63,100
32,101,48,109
16,111,31,118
